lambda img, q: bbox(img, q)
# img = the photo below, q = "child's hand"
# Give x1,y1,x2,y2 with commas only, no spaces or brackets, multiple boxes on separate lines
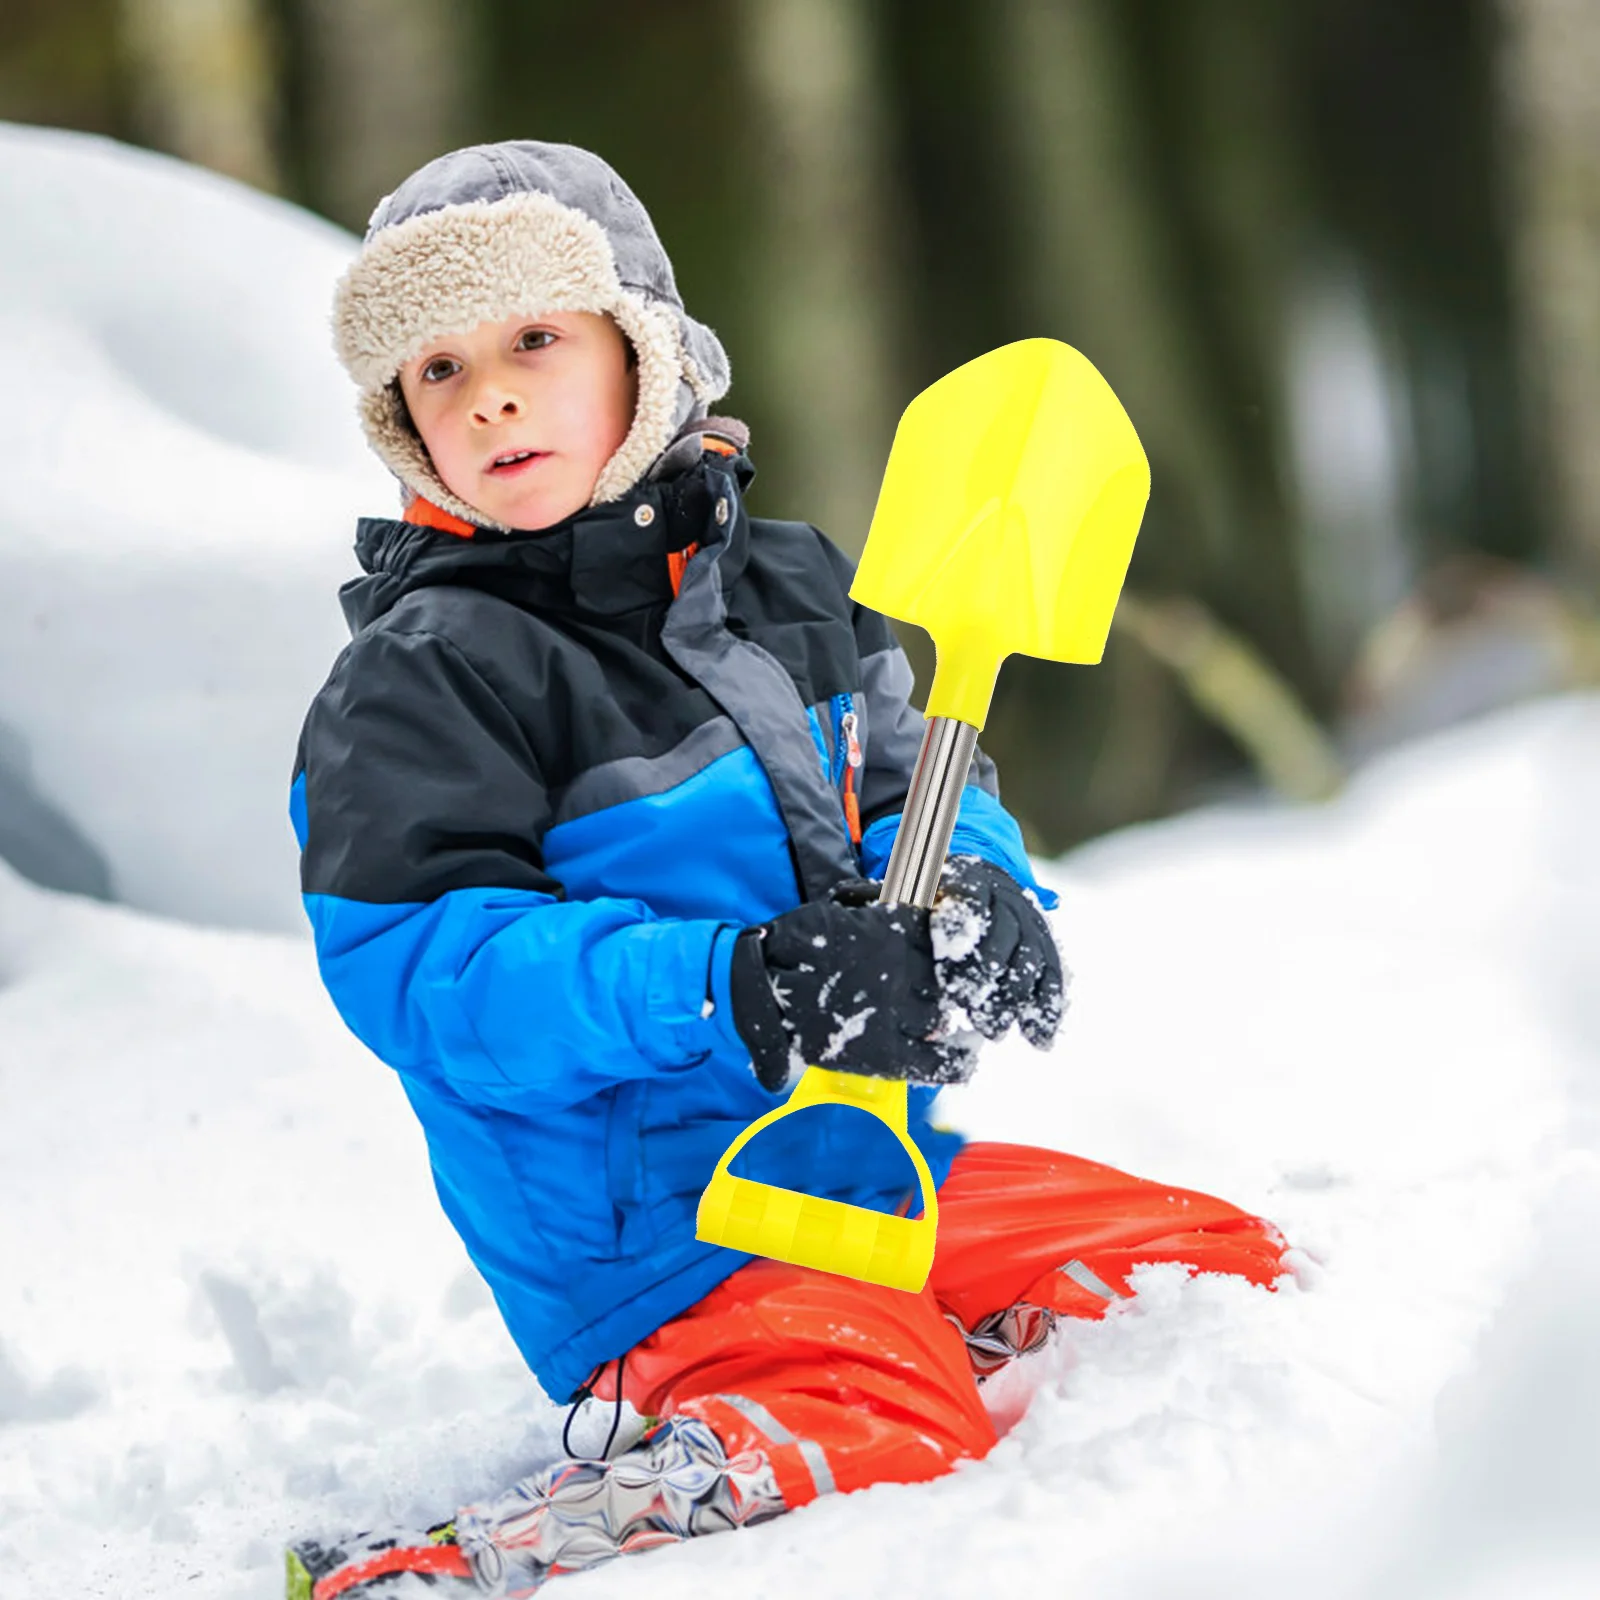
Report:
932,856,1066,1051
728,884,978,1093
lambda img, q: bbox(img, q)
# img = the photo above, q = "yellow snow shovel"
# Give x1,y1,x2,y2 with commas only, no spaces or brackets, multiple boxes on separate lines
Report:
696,338,1150,1292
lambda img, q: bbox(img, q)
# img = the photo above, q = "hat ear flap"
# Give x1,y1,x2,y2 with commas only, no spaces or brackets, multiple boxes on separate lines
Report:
678,314,730,403
589,293,689,505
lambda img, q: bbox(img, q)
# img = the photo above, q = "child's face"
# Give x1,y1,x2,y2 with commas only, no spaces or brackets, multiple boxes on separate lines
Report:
398,310,639,530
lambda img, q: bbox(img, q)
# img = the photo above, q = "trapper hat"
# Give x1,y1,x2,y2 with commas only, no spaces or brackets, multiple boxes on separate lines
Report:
332,140,732,529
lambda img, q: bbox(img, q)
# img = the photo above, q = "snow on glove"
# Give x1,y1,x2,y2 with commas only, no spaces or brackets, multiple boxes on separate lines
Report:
728,881,978,1092
932,855,1066,1049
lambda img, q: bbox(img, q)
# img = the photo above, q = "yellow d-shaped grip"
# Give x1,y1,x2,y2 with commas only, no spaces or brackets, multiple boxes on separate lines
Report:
695,1066,940,1293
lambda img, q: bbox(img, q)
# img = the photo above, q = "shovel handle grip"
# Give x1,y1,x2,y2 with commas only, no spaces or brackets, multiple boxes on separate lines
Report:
695,715,977,1291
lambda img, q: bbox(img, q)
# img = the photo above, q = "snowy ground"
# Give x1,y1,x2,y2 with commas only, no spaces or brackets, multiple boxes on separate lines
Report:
3,126,1598,1600
4,694,1597,1600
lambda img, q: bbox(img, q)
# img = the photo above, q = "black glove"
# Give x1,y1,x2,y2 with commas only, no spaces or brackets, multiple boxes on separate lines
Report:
932,855,1065,1049
729,882,977,1092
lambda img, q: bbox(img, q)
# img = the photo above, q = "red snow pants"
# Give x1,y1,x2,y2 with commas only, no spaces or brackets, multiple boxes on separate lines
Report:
592,1142,1286,1508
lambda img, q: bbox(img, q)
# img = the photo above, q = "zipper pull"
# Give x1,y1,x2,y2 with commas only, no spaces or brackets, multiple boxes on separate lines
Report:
841,710,863,770
840,709,863,845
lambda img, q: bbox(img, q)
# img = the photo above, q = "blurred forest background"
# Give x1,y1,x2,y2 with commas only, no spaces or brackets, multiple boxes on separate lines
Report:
4,0,1599,855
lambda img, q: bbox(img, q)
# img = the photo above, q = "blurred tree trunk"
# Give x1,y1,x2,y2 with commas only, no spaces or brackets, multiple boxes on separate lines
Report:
1497,0,1600,586
981,0,1316,846
992,0,1311,669
732,0,906,550
116,0,281,189
993,0,1235,569
1297,0,1536,585
286,0,469,230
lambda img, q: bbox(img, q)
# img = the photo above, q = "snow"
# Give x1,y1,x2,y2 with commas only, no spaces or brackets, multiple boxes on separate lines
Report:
0,122,390,934
818,1003,876,1062
932,859,1066,1049
929,890,986,965
5,694,1597,1599
3,126,1599,1599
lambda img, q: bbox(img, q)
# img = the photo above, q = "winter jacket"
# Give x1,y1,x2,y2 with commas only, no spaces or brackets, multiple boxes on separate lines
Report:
290,436,1053,1402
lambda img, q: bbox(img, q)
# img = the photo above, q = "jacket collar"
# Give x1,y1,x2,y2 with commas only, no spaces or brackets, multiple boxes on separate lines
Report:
340,445,756,634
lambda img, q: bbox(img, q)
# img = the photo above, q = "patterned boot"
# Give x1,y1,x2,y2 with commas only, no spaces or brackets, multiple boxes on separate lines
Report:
455,1414,788,1594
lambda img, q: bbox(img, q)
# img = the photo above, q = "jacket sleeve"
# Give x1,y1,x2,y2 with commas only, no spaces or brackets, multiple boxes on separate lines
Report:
292,626,746,1110
813,531,1058,908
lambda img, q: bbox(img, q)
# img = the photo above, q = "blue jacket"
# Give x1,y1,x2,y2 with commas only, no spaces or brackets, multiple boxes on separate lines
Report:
291,436,1051,1401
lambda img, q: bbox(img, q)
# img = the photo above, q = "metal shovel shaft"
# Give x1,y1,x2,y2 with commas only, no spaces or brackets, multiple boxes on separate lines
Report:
877,716,979,911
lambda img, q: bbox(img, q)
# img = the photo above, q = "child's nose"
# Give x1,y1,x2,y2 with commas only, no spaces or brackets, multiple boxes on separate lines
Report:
469,377,525,424
473,394,523,424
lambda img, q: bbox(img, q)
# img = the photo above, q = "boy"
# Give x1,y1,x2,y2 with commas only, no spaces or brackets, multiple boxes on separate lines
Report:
291,141,1284,1596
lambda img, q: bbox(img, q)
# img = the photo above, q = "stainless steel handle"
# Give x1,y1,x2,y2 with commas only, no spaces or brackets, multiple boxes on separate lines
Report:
877,716,978,911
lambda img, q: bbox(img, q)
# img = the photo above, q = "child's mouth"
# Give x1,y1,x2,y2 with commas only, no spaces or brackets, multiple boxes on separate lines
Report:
488,450,549,477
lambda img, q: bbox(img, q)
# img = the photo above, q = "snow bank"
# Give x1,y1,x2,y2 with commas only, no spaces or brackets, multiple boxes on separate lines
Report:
2,693,1595,1599
0,123,390,933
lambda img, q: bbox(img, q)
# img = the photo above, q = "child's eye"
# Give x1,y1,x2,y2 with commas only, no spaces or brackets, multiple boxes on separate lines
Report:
420,356,460,383
516,328,556,352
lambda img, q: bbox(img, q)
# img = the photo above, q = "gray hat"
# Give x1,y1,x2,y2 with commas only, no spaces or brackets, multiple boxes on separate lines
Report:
332,141,732,529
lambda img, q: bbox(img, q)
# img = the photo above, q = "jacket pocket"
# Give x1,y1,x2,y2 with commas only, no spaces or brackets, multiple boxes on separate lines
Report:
605,1079,659,1257
493,1096,628,1263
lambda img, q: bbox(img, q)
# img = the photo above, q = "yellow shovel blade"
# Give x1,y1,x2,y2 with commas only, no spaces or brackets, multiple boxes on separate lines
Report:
851,338,1150,728
696,1067,939,1293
